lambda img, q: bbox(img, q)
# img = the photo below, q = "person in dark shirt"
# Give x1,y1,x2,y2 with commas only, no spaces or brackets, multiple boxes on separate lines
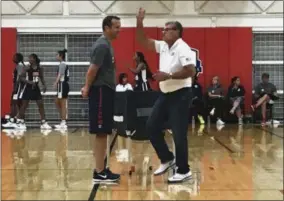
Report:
251,73,279,126
15,53,51,130
207,76,225,125
227,76,245,125
128,51,152,91
81,15,121,184
191,76,205,124
2,53,25,128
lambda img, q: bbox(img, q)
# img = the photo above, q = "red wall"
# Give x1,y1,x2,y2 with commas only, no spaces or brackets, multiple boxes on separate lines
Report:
1,28,17,116
113,27,252,112
1,27,252,116
112,27,160,89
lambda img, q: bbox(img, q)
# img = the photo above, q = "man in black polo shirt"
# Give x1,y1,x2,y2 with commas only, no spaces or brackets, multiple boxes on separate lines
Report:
81,15,121,184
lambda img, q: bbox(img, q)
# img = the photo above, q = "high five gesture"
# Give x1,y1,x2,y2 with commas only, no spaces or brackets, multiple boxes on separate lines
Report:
136,7,145,21
136,8,156,51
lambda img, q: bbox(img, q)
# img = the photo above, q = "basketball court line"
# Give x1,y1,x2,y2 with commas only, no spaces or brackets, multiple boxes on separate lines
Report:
213,136,235,153
202,127,235,153
87,125,283,200
88,183,100,201
255,126,284,139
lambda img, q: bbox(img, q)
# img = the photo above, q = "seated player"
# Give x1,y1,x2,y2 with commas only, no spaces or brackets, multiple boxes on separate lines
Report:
15,53,51,130
207,76,225,125
191,76,205,124
227,76,245,125
2,53,25,128
251,73,279,126
115,73,133,92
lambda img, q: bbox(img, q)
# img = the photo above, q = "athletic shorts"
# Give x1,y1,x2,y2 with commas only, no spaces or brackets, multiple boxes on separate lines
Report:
134,80,151,92
88,85,115,135
20,84,42,101
57,82,69,99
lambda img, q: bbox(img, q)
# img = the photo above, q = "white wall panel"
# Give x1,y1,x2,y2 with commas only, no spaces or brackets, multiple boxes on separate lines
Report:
216,16,283,28
171,1,198,15
30,1,63,15
1,0,283,29
2,0,283,15
194,1,207,11
92,1,114,12
106,1,170,14
3,16,283,32
16,0,40,13
69,1,101,15
267,1,283,14
160,1,174,12
253,1,275,11
1,1,25,15
199,1,261,14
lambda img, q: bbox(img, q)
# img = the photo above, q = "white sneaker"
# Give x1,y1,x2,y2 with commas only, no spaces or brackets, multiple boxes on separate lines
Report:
266,120,280,125
54,122,67,130
40,122,52,130
15,123,27,130
168,170,192,183
216,119,225,125
238,118,243,125
2,121,16,128
210,108,215,116
154,159,175,176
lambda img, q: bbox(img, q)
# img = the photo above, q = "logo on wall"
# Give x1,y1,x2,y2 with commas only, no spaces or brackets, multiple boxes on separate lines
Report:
192,48,203,77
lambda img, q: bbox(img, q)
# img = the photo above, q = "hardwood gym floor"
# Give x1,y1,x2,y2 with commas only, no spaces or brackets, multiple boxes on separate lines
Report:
1,124,283,200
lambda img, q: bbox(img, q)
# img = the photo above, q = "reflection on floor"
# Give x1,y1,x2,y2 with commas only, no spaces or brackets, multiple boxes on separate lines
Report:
1,124,283,200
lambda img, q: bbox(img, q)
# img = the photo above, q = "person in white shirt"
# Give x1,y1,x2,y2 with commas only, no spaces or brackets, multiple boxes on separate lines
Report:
115,73,133,92
136,8,196,183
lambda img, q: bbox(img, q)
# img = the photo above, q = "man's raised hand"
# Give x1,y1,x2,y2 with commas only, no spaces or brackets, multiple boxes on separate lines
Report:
137,7,145,21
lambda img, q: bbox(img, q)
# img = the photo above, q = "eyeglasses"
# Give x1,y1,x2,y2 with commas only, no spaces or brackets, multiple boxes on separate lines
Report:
162,27,177,32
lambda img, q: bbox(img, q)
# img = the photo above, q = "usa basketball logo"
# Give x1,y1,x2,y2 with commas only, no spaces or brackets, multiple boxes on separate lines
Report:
191,48,203,77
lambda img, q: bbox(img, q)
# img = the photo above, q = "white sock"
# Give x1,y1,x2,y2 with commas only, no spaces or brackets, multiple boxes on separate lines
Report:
17,119,24,123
